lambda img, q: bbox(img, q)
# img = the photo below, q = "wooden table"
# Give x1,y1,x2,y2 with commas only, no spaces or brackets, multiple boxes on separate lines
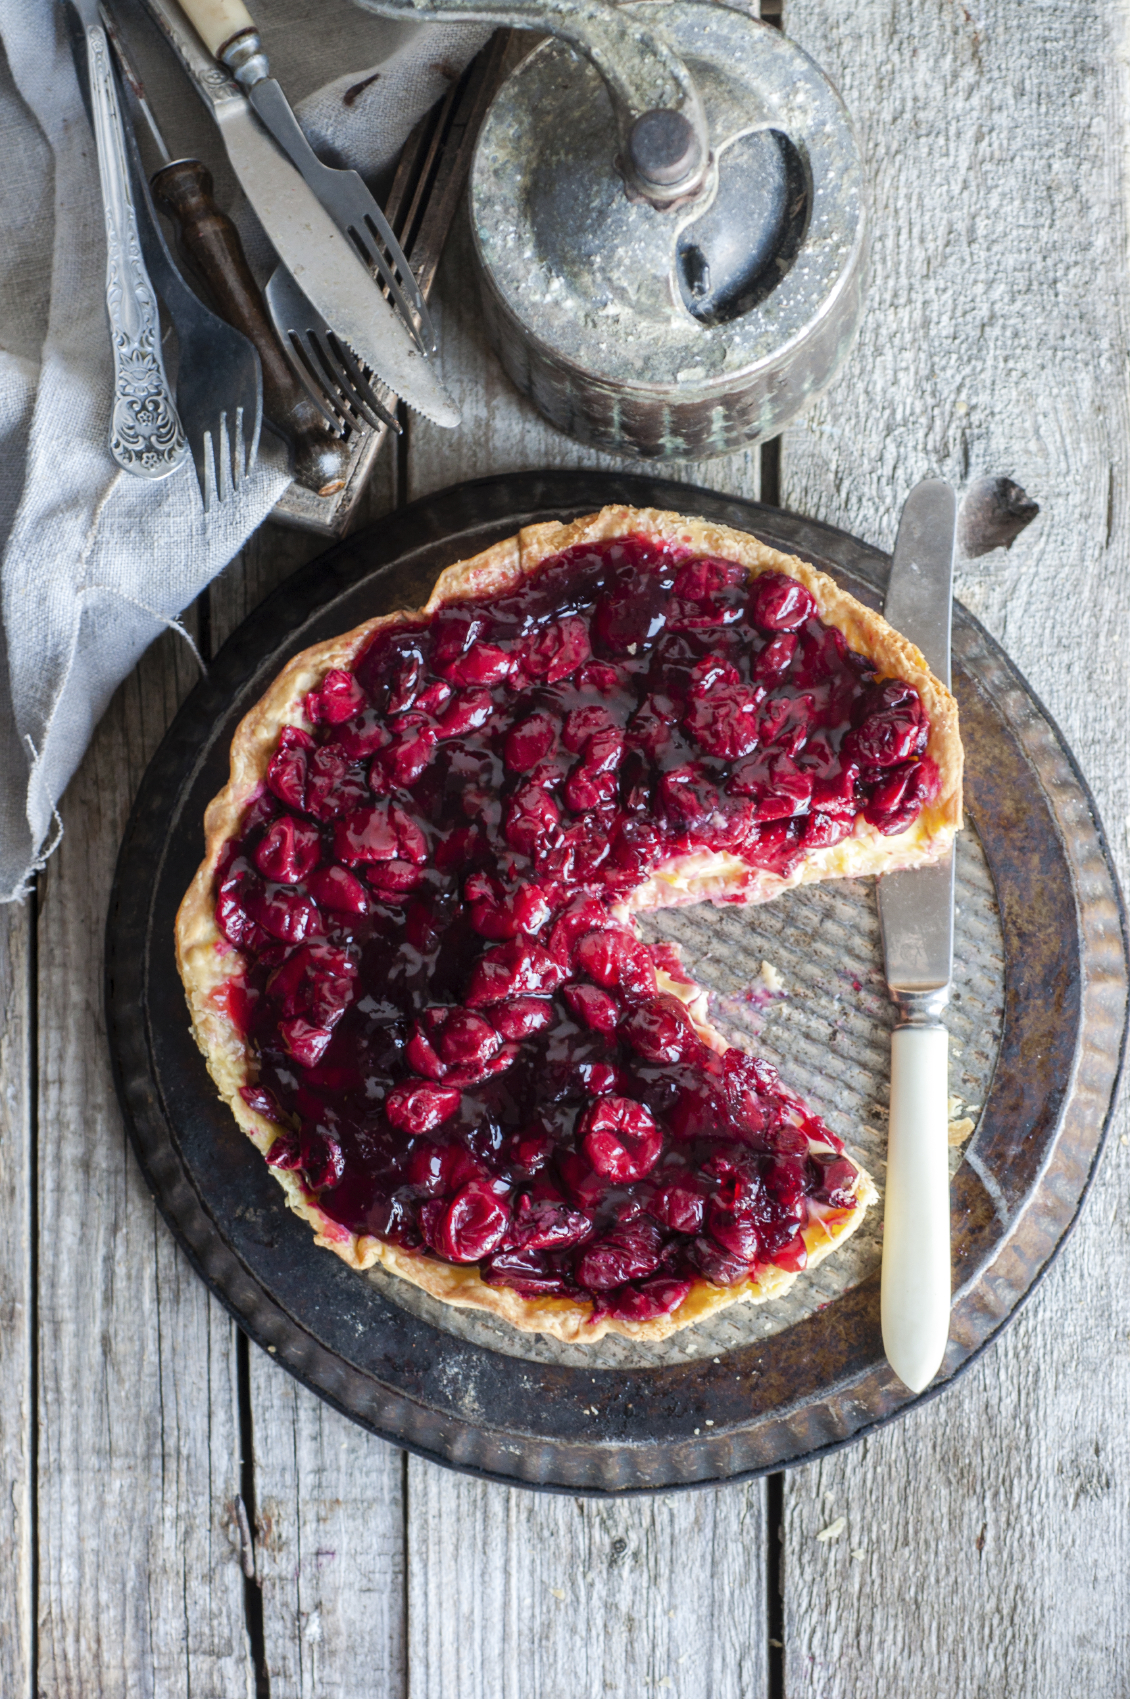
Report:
5,1,1129,1691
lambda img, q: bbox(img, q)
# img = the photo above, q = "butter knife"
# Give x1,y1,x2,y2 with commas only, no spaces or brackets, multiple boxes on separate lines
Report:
174,0,435,355
137,0,460,427
877,479,957,1395
70,0,187,478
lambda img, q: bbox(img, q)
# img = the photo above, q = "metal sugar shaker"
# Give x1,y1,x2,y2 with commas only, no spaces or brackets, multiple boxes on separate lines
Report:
350,0,867,461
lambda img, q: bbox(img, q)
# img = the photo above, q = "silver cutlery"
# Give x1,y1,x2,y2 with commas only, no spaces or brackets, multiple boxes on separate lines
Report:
105,10,261,508
877,479,958,1394
137,0,461,428
196,5,435,357
69,0,186,479
264,264,398,437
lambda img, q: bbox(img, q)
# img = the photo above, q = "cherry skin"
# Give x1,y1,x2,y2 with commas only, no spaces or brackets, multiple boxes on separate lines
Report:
216,535,920,1314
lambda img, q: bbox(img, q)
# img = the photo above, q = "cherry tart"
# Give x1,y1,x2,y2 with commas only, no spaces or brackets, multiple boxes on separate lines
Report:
176,506,961,1343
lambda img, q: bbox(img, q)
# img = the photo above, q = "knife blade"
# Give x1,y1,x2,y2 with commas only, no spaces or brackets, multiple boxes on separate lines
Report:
171,0,436,355
136,0,460,428
244,75,436,352
877,478,957,1395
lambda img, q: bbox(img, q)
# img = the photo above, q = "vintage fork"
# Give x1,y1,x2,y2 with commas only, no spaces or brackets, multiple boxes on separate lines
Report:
107,11,262,508
69,0,186,479
264,264,401,437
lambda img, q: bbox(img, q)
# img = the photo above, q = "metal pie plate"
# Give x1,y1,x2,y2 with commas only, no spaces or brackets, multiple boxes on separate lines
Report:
106,471,1128,1494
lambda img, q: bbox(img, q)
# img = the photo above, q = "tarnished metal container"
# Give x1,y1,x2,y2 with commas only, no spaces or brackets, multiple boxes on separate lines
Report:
355,0,867,459
469,7,866,459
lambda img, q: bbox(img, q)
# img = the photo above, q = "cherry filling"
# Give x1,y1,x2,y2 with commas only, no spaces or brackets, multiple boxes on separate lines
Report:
217,536,937,1324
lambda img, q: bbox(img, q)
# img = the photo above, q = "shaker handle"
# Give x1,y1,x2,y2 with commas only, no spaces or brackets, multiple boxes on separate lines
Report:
351,0,710,207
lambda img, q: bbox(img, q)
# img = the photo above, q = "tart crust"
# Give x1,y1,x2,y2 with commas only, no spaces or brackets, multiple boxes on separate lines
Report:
176,505,959,1343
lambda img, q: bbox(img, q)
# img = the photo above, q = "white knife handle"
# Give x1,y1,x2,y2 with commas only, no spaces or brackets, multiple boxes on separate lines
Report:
881,1022,952,1393
177,0,256,58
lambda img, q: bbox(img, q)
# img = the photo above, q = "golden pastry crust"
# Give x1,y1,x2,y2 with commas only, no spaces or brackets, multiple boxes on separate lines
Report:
176,504,957,1343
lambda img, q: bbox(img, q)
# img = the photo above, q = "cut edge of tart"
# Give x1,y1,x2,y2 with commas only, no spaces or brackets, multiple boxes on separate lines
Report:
176,504,960,1344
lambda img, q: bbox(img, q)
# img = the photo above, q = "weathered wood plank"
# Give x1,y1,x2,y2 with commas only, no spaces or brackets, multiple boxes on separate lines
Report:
250,1377,407,1697
406,1462,767,1699
35,624,253,1696
207,456,397,649
778,0,1130,1692
399,197,772,1699
209,486,411,1698
0,899,33,1699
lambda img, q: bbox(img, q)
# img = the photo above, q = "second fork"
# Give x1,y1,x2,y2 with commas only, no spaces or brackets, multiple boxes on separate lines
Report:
265,264,401,438
111,18,261,508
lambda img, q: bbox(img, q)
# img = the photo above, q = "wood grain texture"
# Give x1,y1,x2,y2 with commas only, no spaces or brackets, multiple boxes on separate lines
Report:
778,1,1130,1692
211,492,412,1699
406,1460,767,1699
0,900,33,1699
35,626,253,1696
250,1364,407,1698
397,205,777,1699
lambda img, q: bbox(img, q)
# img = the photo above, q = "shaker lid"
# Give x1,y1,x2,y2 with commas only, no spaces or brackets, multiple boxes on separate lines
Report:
470,3,865,392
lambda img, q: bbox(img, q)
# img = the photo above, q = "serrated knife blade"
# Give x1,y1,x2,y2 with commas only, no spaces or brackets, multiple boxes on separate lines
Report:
877,479,957,1396
137,0,460,428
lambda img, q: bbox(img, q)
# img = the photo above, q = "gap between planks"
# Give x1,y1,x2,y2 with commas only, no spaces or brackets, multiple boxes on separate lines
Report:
0,891,35,1699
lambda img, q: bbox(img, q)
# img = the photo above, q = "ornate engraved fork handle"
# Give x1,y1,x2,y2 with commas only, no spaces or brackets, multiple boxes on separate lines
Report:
85,20,185,479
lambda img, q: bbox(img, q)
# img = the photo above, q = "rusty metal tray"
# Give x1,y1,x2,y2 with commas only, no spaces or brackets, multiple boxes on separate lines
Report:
105,471,1129,1493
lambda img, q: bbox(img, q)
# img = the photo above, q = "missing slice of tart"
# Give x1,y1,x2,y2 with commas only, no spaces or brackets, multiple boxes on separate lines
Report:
176,505,961,1343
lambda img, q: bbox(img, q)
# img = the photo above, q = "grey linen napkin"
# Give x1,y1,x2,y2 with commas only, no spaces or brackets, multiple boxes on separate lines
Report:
0,0,486,902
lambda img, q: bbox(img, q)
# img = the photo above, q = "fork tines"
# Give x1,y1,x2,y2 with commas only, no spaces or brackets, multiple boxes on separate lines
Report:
194,406,256,512
345,206,437,358
283,322,401,438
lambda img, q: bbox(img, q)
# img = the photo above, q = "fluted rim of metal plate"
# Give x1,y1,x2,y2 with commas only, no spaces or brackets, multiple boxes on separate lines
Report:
106,472,1128,1495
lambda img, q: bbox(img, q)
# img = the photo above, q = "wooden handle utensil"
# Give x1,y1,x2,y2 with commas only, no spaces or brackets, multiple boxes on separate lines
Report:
176,0,256,58
152,158,350,496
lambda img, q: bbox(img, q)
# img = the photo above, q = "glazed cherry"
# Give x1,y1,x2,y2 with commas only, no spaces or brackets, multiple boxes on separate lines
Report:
385,1082,462,1135
255,816,321,884
575,1218,665,1290
305,668,367,725
217,535,927,1316
432,1181,509,1261
750,573,816,631
580,1097,663,1182
600,1276,692,1323
306,865,369,914
620,994,702,1063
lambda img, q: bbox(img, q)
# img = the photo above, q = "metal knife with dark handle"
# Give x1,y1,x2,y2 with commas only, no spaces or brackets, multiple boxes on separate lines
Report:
878,479,958,1395
137,0,460,428
104,9,350,497
151,160,353,496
